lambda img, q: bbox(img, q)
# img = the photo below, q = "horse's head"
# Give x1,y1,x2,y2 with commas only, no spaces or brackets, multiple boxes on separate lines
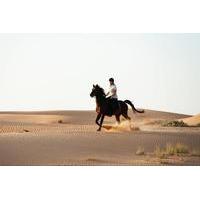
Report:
90,84,105,98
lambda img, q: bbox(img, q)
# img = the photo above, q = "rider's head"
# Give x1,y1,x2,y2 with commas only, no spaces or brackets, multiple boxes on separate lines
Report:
109,78,114,85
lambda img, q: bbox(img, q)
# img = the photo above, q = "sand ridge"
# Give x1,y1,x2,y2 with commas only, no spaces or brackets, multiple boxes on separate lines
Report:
181,114,200,126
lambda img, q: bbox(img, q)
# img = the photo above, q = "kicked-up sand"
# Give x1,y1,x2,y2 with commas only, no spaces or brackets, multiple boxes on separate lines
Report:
0,110,200,165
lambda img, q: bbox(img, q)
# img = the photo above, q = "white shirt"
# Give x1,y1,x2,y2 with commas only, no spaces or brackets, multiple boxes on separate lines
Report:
107,84,118,99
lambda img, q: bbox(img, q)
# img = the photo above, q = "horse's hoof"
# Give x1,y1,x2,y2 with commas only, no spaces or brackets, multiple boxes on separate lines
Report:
97,128,101,132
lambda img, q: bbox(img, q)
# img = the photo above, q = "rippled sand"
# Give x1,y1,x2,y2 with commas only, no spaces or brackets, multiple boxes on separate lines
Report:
0,110,200,165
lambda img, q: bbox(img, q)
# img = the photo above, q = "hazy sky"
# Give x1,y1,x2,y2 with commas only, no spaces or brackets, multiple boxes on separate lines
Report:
0,33,199,114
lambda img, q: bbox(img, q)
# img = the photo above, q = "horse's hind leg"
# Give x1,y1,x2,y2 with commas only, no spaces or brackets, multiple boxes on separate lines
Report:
122,106,131,121
122,111,132,129
122,113,131,121
115,115,121,124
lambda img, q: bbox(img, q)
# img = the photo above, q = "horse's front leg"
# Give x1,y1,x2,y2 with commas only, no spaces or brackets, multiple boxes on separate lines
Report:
97,115,105,131
95,113,101,126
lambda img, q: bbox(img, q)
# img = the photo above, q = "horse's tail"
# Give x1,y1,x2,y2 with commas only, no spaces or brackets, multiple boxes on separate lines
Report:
124,100,144,114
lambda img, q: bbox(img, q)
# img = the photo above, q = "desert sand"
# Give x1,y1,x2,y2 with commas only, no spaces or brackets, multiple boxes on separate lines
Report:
182,114,200,126
0,110,200,165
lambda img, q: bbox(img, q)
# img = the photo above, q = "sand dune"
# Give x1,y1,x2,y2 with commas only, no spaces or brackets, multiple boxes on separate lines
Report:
0,110,199,165
182,114,200,126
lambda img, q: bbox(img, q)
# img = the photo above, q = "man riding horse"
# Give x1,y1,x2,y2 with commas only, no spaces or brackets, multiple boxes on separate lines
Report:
96,78,119,114
91,78,144,131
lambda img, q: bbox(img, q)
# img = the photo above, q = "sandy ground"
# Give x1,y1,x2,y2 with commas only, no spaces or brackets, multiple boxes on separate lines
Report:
0,110,200,166
182,114,200,126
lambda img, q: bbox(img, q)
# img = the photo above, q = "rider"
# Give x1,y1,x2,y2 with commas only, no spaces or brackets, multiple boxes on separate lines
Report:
106,78,119,114
106,78,118,99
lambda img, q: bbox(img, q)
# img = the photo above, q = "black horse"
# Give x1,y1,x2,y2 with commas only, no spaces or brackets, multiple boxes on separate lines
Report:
90,84,144,131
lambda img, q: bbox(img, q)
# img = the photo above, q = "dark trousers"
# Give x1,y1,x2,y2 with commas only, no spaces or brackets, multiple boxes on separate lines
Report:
107,98,119,114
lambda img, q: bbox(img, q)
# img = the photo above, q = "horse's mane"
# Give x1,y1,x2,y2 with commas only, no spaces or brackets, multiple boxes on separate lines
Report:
96,84,106,96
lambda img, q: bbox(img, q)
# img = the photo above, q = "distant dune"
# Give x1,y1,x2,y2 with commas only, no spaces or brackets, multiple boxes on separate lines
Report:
0,109,199,165
182,114,200,126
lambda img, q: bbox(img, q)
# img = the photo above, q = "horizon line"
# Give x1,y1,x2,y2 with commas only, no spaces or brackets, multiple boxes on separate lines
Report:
0,108,193,116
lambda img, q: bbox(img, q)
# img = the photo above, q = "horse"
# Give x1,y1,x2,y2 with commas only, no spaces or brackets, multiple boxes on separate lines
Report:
90,84,144,131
